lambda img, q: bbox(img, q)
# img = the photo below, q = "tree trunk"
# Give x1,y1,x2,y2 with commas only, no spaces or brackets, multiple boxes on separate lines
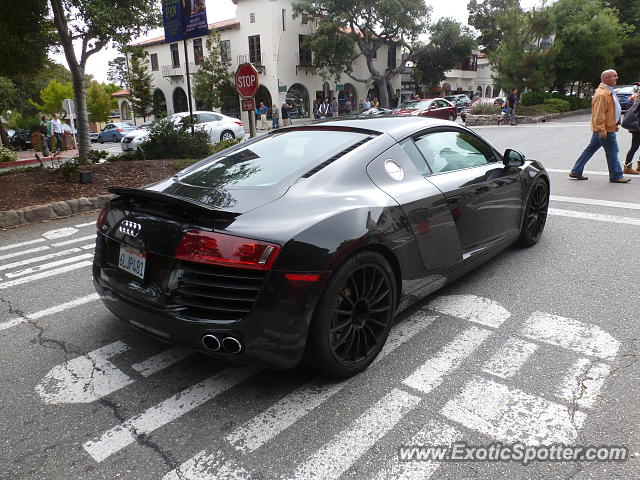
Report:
376,77,390,108
70,66,91,164
0,123,9,148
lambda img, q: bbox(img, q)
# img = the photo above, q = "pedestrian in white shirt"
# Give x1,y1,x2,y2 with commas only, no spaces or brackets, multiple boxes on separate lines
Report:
50,113,63,151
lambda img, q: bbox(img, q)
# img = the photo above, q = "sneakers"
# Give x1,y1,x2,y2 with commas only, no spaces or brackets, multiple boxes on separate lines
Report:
623,164,640,175
610,177,631,183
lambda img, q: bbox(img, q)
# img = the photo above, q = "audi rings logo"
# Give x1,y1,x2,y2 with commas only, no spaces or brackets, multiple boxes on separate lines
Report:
119,220,142,237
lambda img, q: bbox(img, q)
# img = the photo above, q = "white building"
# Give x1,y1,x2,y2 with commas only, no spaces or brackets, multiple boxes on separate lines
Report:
123,0,496,124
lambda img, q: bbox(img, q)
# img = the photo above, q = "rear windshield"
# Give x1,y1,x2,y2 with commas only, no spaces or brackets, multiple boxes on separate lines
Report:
179,129,370,187
402,101,429,110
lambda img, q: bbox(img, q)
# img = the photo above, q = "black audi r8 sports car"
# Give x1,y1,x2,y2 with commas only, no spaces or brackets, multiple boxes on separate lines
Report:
93,116,549,378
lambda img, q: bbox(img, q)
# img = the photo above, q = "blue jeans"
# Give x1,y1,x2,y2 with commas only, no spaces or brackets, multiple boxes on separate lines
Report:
507,107,516,125
571,131,623,181
272,118,279,129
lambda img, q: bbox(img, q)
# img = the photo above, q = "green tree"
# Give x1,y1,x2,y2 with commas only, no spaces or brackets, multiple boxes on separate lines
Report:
128,51,154,121
29,79,74,114
467,0,522,52
107,56,128,88
489,5,556,93
605,0,640,82
49,0,160,163
552,0,628,90
293,0,431,108
193,29,234,111
87,81,115,123
412,18,476,88
0,77,17,146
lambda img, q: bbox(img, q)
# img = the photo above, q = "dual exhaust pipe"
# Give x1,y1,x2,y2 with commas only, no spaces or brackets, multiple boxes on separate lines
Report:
202,334,243,354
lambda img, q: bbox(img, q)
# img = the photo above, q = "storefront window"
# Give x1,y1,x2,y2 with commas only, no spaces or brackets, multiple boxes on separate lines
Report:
286,83,310,119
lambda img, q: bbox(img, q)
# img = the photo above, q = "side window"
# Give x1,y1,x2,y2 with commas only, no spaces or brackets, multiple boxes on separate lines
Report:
400,139,431,176
413,131,495,174
197,113,219,123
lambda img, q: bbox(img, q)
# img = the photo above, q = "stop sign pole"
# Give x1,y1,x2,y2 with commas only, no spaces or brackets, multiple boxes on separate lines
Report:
235,63,260,138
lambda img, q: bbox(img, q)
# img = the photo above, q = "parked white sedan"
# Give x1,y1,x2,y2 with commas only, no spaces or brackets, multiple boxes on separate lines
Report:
121,112,245,152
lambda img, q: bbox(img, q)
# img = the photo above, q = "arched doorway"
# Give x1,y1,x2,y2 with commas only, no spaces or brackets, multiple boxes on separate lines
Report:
286,83,310,118
153,89,167,118
485,86,492,97
120,101,131,121
475,85,483,99
339,83,358,115
254,85,273,118
442,82,452,95
493,86,500,97
173,87,188,113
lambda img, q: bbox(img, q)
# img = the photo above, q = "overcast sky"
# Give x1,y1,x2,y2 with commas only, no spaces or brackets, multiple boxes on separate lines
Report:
52,0,546,83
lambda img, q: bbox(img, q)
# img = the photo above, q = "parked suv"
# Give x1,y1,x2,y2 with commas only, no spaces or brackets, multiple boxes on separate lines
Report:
444,94,472,112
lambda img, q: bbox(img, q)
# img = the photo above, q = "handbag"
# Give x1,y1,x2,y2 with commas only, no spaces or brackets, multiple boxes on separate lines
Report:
621,99,640,132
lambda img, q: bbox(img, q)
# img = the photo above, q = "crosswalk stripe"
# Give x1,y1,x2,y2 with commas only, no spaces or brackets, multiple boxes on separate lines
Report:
291,388,421,480
0,245,49,261
0,261,93,289
83,365,260,462
427,295,510,328
0,293,100,331
551,195,640,211
548,208,640,226
131,347,193,377
441,376,586,445
0,246,85,271
556,358,611,409
373,419,461,480
162,450,250,480
482,337,538,379
403,326,492,394
5,253,94,278
0,238,46,252
51,234,96,247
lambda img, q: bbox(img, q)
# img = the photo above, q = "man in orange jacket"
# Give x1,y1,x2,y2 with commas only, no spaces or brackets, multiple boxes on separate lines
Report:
569,69,631,183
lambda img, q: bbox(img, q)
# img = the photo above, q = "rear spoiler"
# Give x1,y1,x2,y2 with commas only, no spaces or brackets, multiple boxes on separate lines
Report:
108,187,240,219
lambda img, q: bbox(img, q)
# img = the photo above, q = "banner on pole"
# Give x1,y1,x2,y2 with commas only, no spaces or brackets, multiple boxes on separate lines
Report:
162,0,209,43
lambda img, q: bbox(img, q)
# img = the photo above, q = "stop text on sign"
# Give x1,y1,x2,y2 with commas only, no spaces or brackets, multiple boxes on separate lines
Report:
237,75,257,89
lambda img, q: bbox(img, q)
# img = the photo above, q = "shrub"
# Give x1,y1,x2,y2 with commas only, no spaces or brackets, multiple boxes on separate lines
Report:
543,98,571,112
520,91,550,106
107,150,143,162
0,146,18,163
470,103,501,115
140,118,211,159
88,149,109,163
209,138,241,155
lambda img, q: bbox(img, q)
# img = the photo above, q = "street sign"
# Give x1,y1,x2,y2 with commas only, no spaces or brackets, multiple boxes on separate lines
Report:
241,98,256,111
235,63,260,98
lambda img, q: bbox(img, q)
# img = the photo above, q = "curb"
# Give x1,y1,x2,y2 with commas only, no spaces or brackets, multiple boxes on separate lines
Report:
465,108,592,126
0,153,76,169
0,194,116,229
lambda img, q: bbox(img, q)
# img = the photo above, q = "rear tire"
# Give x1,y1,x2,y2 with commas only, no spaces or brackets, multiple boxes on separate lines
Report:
304,251,396,378
518,179,549,247
220,130,235,142
99,136,104,144
447,113,455,122
112,135,117,143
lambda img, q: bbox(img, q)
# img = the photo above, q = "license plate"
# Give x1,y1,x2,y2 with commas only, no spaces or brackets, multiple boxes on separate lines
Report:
118,245,146,280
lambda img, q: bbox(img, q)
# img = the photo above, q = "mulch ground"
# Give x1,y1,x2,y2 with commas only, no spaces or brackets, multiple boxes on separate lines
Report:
0,159,180,212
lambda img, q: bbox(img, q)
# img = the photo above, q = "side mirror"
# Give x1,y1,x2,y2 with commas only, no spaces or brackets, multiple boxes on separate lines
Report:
503,148,525,167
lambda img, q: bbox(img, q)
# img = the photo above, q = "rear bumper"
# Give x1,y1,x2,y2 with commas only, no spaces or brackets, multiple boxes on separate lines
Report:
93,264,324,369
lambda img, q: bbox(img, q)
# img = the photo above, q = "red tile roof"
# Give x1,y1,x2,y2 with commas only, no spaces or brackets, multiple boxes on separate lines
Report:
132,19,239,47
111,89,130,97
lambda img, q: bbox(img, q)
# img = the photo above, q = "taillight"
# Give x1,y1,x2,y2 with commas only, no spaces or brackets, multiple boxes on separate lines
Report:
234,121,243,126
96,204,109,230
117,128,123,132
174,230,280,270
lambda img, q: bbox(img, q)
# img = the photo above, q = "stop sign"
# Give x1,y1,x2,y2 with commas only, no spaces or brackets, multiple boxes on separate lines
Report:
235,63,260,98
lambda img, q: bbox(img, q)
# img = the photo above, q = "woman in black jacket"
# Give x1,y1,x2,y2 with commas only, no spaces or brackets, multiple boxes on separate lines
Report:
623,98,640,173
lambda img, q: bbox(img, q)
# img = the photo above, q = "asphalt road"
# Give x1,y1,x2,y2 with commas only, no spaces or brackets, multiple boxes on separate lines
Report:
1,114,639,479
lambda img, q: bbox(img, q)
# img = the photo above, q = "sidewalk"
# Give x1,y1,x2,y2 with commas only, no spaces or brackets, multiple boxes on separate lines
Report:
0,148,79,169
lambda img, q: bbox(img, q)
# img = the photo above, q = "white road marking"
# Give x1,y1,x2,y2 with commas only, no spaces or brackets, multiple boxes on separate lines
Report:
75,221,97,228
227,313,436,452
5,253,94,278
83,365,260,462
0,293,100,331
0,245,50,261
427,294,510,328
35,341,133,404
373,419,461,480
0,261,93,289
482,337,538,379
167,313,436,477
441,376,586,445
522,311,620,360
131,347,193,377
0,247,84,271
51,234,96,247
42,226,79,240
548,208,640,226
162,450,250,480
0,238,46,252
291,388,421,480
551,195,640,211
557,358,612,409
403,326,492,394
546,168,608,176
81,243,95,250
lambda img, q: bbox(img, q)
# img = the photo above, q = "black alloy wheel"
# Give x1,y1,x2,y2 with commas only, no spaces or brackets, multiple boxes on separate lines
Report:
518,179,549,247
305,251,396,378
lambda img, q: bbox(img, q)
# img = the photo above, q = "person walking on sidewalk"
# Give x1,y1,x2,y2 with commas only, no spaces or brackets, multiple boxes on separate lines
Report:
259,102,268,130
271,103,280,129
506,88,518,126
49,113,63,151
569,69,630,183
622,96,640,174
